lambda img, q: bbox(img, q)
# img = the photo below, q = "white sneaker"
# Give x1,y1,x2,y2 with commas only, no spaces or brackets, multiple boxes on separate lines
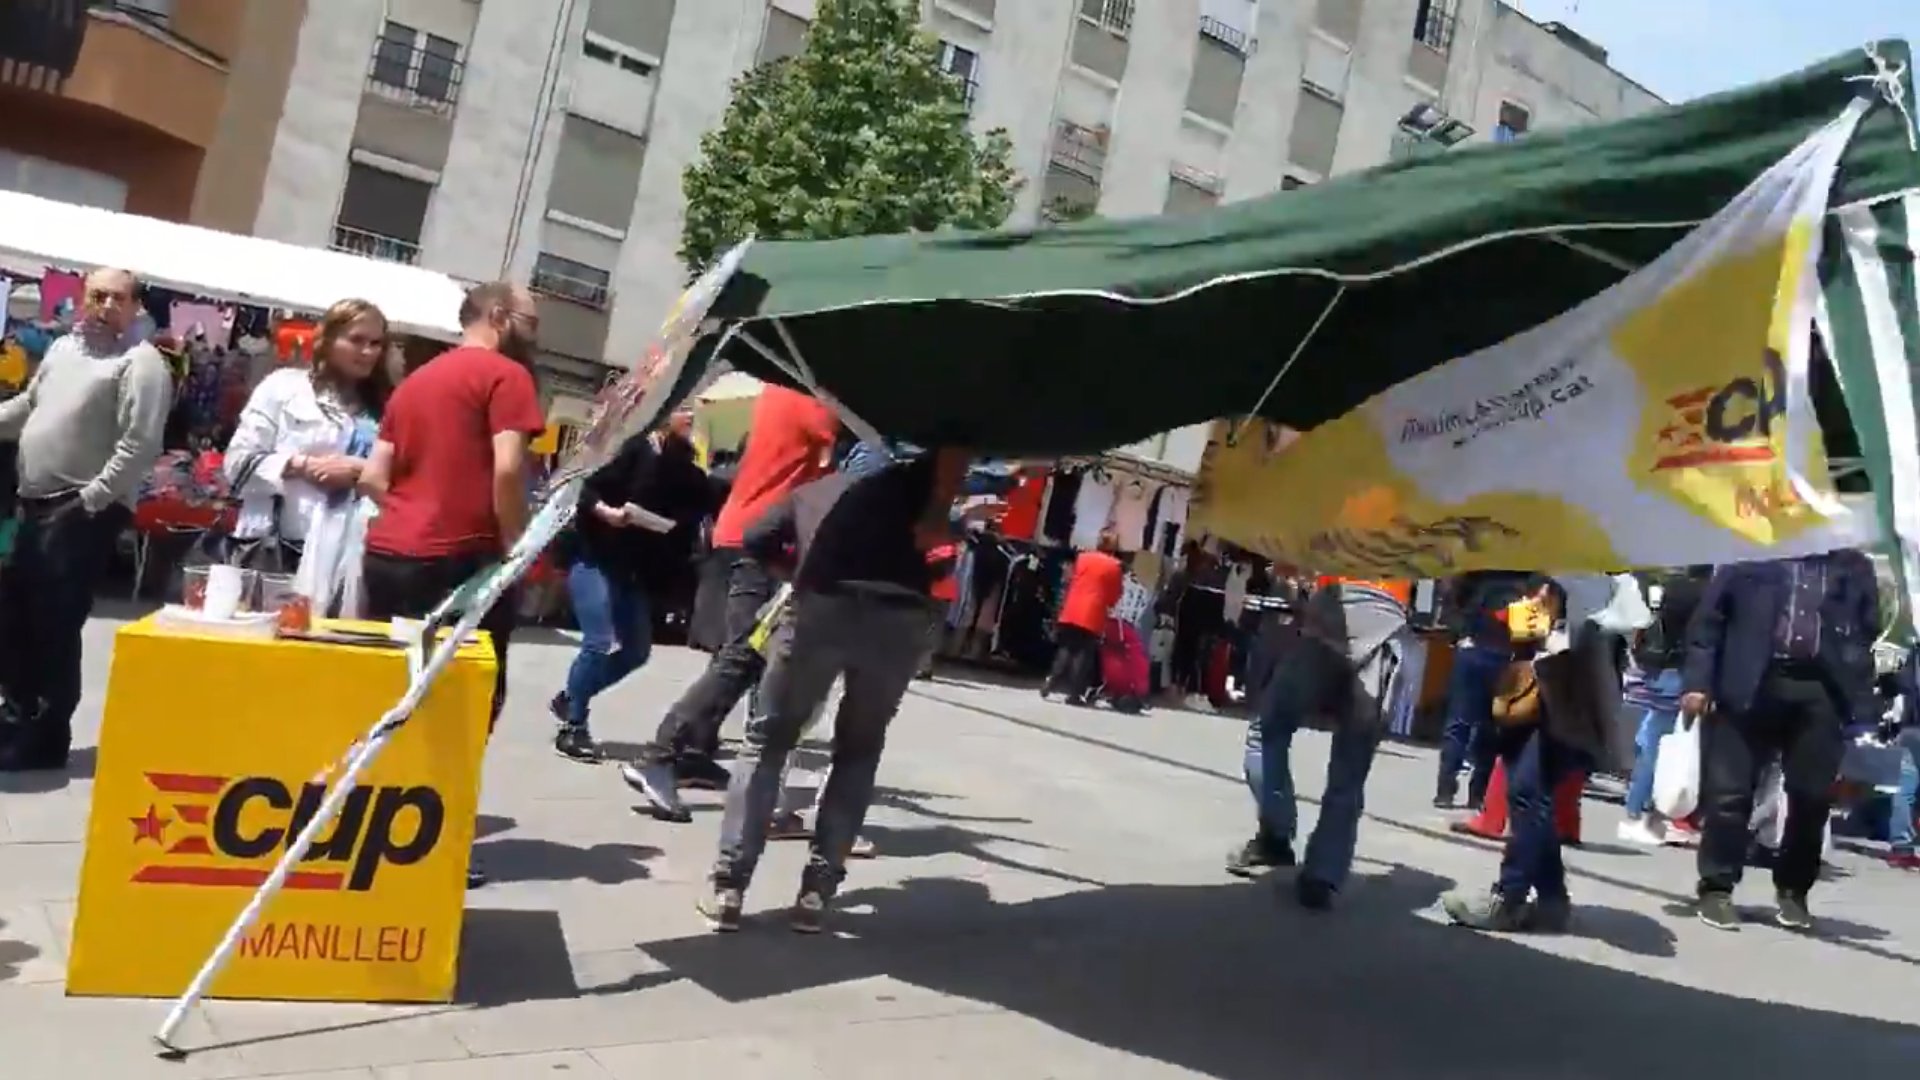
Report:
1616,817,1667,847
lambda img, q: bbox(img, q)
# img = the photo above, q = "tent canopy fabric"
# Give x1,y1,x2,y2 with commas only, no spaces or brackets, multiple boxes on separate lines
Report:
0,192,468,340
694,42,1920,458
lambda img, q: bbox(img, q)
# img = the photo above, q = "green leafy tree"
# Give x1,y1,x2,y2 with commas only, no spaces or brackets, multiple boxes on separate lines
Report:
679,0,1020,270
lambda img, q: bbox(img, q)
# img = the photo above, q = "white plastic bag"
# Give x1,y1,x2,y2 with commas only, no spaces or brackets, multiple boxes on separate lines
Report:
293,495,374,619
1651,713,1701,819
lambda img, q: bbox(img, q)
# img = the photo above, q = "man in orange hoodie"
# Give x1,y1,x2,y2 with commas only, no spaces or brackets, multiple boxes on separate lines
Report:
1043,528,1125,705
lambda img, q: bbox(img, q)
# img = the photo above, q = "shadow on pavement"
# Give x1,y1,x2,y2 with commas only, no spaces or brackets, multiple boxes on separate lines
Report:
471,837,661,886
0,745,96,793
860,823,1102,887
642,866,1920,1077
0,919,39,982
455,908,673,1006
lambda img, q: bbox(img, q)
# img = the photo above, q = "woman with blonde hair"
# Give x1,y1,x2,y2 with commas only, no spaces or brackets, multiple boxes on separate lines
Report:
223,298,393,610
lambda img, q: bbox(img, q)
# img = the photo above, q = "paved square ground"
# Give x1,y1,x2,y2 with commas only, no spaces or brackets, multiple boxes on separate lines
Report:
1,606,1917,1077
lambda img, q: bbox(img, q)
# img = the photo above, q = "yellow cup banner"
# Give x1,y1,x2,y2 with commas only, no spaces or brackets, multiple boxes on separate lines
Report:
1192,105,1878,577
68,617,496,1003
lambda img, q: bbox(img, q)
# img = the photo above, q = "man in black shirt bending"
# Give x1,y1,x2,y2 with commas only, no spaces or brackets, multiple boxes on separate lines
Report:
698,447,968,933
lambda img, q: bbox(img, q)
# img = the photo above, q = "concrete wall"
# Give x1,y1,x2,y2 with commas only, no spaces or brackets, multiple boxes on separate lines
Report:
253,0,384,245
246,0,1661,376
419,0,579,281
603,0,765,365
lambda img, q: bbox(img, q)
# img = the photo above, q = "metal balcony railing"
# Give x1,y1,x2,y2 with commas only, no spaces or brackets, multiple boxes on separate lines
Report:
1198,15,1251,56
954,75,979,109
331,224,421,265
367,38,464,115
1413,0,1459,53
1050,121,1107,181
1079,0,1134,36
531,265,613,312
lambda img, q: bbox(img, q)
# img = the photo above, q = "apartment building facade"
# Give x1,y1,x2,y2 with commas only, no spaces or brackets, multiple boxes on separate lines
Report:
1,1,1661,420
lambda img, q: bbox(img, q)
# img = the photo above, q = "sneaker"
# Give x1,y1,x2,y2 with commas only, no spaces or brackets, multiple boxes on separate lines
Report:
1442,887,1530,933
697,886,743,932
1616,817,1667,847
1664,818,1702,847
553,727,602,764
677,756,733,791
467,860,489,889
1696,892,1739,931
1527,895,1573,934
620,760,692,822
548,691,571,725
1887,850,1920,871
1773,890,1814,932
790,889,828,934
848,835,877,860
1225,834,1296,878
1295,876,1336,911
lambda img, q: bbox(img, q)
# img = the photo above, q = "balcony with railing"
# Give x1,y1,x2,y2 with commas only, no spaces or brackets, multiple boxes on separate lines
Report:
331,224,421,265
1199,15,1251,56
368,37,464,115
532,261,613,312
1050,121,1108,181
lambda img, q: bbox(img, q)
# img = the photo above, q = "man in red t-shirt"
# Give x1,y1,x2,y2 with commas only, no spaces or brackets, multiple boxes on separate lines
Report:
621,384,835,820
360,281,546,738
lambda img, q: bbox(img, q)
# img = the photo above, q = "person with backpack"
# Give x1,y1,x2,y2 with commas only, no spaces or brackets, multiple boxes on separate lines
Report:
1616,566,1712,845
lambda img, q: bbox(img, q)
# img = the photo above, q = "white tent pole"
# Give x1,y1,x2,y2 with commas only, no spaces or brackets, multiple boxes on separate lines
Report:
154,483,583,1053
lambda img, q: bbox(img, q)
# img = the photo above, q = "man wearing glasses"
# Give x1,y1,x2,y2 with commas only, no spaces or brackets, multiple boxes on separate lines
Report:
0,268,173,771
359,282,545,870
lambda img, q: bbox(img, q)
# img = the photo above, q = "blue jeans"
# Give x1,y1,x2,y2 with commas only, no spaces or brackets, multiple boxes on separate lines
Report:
1246,683,1381,892
1889,730,1920,853
1495,724,1575,904
1624,670,1685,818
1437,644,1507,802
563,561,653,732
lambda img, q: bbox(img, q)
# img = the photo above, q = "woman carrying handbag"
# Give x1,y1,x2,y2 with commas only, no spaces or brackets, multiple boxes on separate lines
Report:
219,299,392,607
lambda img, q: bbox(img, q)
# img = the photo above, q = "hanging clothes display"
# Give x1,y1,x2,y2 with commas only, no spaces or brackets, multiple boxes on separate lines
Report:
1042,469,1081,544
1110,478,1155,551
1069,473,1116,550
39,269,82,322
1154,486,1192,555
999,470,1046,541
169,300,235,344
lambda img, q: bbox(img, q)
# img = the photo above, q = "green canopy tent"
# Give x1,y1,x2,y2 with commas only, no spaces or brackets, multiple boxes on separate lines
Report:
686,42,1917,450
671,41,1920,623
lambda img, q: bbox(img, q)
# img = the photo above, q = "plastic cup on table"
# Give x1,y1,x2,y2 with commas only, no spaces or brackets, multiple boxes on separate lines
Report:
203,565,251,621
180,566,210,611
257,573,312,634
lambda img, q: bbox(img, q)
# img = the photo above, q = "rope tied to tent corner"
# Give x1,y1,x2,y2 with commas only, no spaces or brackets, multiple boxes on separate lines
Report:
1847,41,1918,153
1227,283,1346,448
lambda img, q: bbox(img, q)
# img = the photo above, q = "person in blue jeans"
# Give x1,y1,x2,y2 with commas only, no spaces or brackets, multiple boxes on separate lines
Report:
1618,666,1685,844
551,416,710,761
1228,580,1407,910
1434,572,1536,808
1445,720,1580,932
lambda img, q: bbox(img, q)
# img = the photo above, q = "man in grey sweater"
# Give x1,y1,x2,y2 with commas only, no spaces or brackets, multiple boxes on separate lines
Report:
0,267,173,771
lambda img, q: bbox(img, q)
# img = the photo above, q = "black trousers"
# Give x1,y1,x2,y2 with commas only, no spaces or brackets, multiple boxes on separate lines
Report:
1697,665,1845,898
1045,624,1102,700
639,548,776,764
362,550,516,726
0,497,129,755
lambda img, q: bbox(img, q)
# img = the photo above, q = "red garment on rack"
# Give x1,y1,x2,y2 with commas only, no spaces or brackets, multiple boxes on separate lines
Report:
998,471,1045,541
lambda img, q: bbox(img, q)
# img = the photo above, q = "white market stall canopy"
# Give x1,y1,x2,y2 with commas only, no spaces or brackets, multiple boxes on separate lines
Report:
0,192,467,340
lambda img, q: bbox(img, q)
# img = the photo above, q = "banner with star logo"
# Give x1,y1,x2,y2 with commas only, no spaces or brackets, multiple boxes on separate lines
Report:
1191,100,1880,577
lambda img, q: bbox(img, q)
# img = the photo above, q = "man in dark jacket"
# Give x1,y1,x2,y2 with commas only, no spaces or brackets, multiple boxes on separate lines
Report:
1682,549,1878,932
697,447,968,934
